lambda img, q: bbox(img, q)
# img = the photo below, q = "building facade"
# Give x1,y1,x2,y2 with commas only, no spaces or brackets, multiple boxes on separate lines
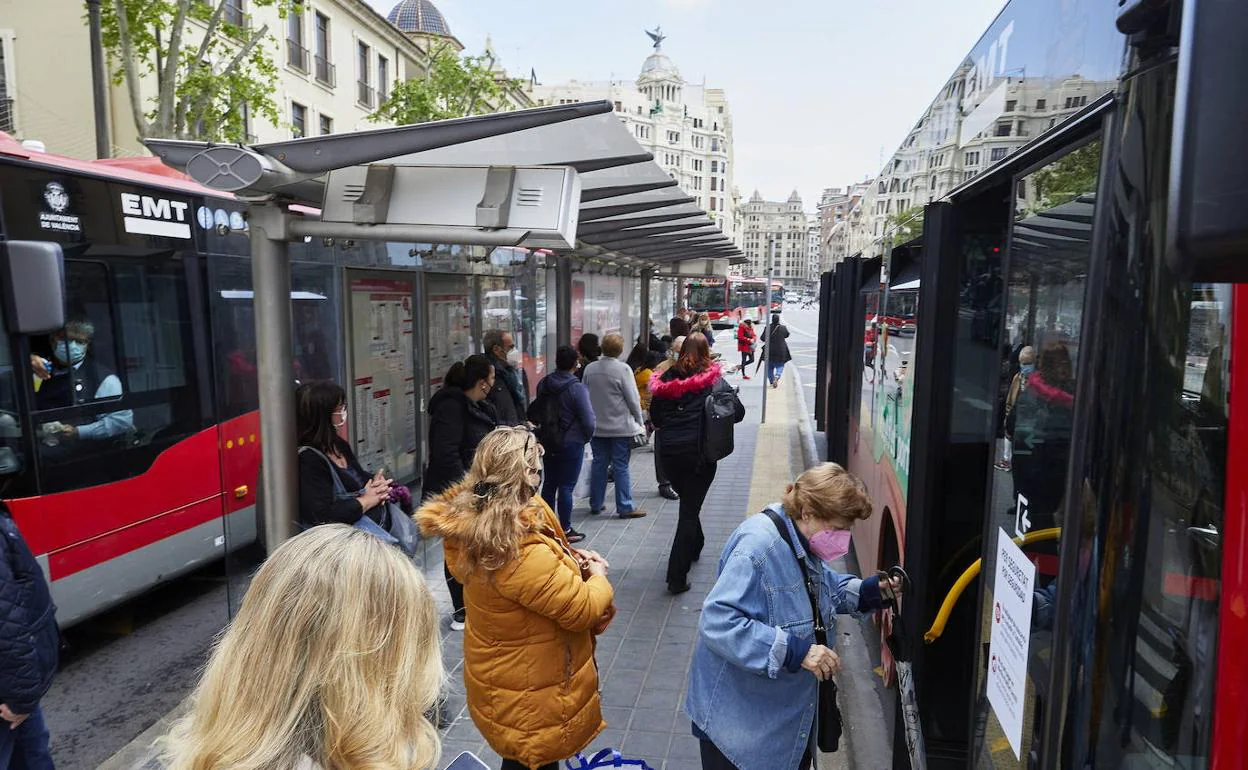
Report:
806,217,821,290
738,190,810,288
530,31,737,239
817,181,871,271
0,0,530,158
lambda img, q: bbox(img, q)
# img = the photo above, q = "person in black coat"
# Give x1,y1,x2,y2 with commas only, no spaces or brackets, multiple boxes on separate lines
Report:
295,380,395,530
423,354,498,629
649,333,745,595
0,506,58,768
762,313,792,389
482,329,527,426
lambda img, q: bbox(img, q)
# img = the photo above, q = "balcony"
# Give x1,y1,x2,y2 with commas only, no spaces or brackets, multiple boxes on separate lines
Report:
286,39,310,73
0,97,12,133
357,81,375,109
314,56,336,87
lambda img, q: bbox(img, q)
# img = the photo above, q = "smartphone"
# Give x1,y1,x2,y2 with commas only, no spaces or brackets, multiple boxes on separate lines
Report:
443,752,490,770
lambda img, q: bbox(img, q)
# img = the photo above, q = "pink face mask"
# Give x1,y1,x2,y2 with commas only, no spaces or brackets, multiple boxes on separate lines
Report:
809,528,852,563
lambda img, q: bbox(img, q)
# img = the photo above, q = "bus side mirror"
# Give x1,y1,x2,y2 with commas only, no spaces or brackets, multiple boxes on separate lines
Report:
0,241,66,334
1168,0,1248,280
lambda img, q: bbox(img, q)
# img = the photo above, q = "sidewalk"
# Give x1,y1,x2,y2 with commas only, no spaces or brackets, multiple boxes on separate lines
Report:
101,361,862,770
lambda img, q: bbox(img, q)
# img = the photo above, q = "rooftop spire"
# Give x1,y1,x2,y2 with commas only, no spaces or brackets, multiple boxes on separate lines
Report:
646,26,666,51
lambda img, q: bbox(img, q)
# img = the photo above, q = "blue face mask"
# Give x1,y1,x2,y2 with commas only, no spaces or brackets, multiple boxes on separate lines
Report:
1020,363,1035,375
54,339,88,366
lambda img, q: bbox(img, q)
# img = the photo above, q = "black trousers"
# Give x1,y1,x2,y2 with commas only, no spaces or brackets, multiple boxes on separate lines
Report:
663,451,717,585
500,760,557,770
699,738,811,770
444,563,464,615
653,430,670,486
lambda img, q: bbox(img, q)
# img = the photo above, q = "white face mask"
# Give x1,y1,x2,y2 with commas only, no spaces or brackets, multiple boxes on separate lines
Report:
332,409,348,429
506,348,523,367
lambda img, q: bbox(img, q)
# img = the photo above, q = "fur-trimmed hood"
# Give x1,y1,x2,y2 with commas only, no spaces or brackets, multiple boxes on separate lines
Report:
415,480,546,546
648,362,722,400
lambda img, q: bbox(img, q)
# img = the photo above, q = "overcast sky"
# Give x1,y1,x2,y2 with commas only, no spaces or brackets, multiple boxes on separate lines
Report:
364,0,1006,211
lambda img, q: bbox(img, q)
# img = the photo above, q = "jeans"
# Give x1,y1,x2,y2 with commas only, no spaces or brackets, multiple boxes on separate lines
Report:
699,736,810,770
590,437,636,514
768,361,786,383
662,451,717,585
0,705,54,770
542,440,586,531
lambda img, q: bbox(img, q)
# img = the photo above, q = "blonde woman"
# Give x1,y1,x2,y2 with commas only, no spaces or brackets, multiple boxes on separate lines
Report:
162,525,443,770
418,427,615,770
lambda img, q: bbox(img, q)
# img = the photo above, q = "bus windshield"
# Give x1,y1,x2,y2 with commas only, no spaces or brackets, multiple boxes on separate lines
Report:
688,284,727,311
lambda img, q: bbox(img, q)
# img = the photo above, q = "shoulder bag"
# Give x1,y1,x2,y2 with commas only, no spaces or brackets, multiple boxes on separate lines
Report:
298,446,419,559
763,508,844,753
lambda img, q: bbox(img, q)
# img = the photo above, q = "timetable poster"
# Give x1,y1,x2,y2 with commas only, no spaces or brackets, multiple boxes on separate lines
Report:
426,276,473,389
349,277,417,481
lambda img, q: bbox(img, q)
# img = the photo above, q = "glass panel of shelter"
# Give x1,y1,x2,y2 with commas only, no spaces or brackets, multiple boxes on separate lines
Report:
971,139,1101,768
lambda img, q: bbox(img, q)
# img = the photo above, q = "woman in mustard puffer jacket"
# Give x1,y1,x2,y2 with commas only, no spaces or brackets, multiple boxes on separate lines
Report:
417,427,615,770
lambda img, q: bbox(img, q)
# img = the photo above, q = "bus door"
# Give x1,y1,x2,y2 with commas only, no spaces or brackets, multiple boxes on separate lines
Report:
966,138,1102,768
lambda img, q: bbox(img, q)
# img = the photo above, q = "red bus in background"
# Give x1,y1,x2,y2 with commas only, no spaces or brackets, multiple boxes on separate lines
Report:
687,275,784,328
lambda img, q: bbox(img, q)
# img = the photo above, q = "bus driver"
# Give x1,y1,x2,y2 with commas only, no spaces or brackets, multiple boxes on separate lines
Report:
30,316,133,450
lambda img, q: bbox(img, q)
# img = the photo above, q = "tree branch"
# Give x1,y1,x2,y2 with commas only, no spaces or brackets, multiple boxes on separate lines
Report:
157,0,191,134
176,0,228,133
184,23,269,138
113,0,152,138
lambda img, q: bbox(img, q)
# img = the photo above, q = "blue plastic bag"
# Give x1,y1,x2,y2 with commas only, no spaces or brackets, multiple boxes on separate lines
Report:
565,748,656,770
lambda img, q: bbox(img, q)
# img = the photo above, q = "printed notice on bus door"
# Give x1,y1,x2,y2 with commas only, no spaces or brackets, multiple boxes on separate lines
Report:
986,527,1035,760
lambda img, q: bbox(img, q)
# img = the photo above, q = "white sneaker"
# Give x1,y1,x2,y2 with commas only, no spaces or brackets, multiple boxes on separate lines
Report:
450,618,465,632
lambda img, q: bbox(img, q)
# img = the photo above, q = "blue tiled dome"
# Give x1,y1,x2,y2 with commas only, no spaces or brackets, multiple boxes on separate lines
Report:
386,0,452,37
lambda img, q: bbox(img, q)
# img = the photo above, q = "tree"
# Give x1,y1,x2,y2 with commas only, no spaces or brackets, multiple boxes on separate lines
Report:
1026,142,1102,215
884,205,925,246
371,43,525,125
99,0,298,143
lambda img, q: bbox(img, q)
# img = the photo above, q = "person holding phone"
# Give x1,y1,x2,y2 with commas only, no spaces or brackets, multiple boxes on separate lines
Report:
295,381,396,530
418,427,614,770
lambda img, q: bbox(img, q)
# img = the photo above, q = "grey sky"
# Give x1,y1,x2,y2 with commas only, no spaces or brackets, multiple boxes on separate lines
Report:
365,0,1006,211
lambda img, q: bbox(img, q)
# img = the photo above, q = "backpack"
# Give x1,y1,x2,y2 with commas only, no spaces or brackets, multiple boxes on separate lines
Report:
527,377,576,452
701,379,745,463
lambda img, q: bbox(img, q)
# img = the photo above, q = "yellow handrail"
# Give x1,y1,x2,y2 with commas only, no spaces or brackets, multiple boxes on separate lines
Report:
923,527,1061,643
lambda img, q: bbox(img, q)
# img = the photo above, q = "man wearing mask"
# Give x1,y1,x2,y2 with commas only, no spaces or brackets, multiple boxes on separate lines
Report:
30,316,133,449
997,345,1035,472
483,329,527,426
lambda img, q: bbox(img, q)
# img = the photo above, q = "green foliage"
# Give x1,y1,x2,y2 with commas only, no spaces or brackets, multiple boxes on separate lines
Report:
884,204,925,246
1025,141,1102,215
96,0,298,142
371,43,524,125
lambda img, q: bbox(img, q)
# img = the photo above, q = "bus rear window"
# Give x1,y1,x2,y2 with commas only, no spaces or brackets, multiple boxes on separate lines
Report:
688,285,726,311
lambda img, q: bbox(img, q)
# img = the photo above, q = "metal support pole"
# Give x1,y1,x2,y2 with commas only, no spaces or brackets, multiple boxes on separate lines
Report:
85,0,111,159
640,268,653,345
676,277,686,315
556,254,573,347
250,203,298,555
761,237,776,424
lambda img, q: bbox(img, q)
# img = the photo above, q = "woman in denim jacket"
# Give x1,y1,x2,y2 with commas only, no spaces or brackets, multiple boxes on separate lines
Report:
684,463,899,770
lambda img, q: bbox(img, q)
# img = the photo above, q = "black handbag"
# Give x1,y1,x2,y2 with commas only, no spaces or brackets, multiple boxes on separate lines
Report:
764,508,845,753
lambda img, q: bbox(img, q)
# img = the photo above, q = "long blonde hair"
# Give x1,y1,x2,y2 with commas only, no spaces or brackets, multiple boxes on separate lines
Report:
162,525,443,770
444,426,544,573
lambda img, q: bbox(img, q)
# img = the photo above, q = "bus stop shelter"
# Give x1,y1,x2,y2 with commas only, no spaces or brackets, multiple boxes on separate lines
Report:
145,100,743,551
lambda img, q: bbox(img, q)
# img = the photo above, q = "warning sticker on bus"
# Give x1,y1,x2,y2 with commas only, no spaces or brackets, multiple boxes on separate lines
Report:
986,527,1035,759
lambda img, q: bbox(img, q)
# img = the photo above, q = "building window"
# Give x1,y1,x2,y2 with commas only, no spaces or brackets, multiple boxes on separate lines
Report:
710,160,718,174
291,101,307,138
1035,98,1046,110
314,13,334,86
710,198,716,211
357,41,373,107
990,147,1009,162
286,9,308,71
0,37,13,133
995,122,1012,137
692,135,704,149
667,130,680,144
378,55,389,102
1005,99,1017,112
613,101,622,111
964,151,979,165
1064,95,1088,109
319,114,333,135
223,0,245,27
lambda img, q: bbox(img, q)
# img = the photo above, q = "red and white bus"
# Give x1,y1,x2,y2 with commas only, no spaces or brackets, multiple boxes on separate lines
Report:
686,275,784,328
817,0,1248,765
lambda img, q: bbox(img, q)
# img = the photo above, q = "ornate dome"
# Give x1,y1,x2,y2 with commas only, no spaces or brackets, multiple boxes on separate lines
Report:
386,0,452,37
639,50,680,80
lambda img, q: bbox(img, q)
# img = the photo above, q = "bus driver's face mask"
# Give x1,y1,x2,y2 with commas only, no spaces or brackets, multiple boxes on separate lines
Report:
54,339,88,366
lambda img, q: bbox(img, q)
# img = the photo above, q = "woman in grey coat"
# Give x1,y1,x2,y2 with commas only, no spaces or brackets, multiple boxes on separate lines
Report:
582,333,649,520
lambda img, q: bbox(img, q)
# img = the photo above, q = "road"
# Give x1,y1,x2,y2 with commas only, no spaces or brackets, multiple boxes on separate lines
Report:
778,303,822,424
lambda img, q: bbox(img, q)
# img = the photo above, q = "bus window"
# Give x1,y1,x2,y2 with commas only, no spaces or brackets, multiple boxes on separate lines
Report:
29,257,205,493
0,309,23,478
688,283,726,312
